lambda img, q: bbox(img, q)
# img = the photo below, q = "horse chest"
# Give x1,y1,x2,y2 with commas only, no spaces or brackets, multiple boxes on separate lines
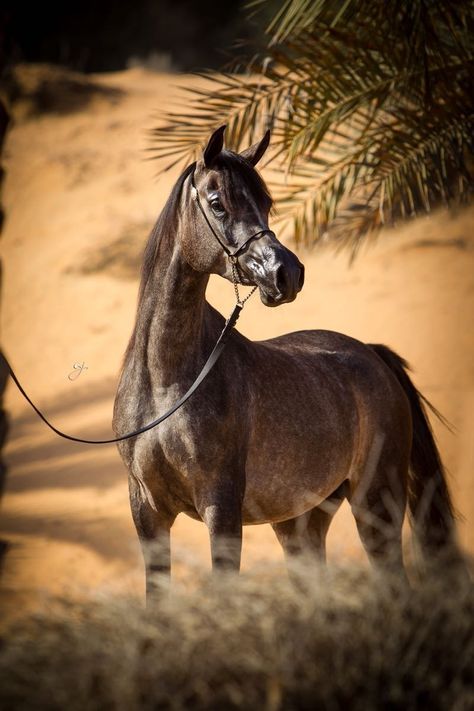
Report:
139,392,230,478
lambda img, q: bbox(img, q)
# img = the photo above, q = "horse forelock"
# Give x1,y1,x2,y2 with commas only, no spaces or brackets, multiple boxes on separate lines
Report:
214,151,274,215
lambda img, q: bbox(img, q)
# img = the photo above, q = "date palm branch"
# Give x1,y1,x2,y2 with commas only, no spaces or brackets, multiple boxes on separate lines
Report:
150,0,474,251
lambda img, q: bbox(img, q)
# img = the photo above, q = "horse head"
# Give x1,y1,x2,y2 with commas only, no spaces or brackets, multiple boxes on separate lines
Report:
182,125,305,306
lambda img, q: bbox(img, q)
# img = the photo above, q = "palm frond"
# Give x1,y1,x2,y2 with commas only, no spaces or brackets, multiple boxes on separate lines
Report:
275,110,473,253
149,71,295,170
150,0,474,251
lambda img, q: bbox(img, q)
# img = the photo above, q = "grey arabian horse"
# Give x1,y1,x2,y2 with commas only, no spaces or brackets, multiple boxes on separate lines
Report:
113,126,462,597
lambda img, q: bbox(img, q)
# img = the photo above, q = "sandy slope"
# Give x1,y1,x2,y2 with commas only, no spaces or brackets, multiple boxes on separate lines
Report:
0,67,472,613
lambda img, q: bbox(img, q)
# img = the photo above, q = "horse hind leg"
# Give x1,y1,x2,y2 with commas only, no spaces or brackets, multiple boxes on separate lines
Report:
272,482,347,571
348,454,408,579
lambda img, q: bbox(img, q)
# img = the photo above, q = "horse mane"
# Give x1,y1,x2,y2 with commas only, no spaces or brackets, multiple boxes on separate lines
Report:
138,161,197,304
122,162,196,365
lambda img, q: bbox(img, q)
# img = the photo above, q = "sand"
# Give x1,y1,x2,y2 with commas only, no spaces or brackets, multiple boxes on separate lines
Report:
1,67,472,613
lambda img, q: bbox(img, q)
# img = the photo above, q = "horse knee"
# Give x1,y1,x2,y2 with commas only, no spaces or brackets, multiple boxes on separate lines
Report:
203,503,242,572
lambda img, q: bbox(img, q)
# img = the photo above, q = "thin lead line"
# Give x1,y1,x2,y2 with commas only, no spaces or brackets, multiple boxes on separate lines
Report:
7,303,244,445
8,169,260,445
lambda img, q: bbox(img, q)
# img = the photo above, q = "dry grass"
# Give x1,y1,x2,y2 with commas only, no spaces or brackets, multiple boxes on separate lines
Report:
0,561,472,710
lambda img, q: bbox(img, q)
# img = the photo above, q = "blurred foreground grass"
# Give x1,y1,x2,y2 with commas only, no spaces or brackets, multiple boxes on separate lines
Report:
0,562,472,710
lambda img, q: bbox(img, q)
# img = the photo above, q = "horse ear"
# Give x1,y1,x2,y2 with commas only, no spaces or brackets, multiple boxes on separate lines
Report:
240,130,271,166
204,125,226,167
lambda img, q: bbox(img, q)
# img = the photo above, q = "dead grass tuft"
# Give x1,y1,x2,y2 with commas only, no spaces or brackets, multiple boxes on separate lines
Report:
0,563,472,710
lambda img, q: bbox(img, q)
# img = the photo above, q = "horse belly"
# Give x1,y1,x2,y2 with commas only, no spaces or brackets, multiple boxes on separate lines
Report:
242,396,356,524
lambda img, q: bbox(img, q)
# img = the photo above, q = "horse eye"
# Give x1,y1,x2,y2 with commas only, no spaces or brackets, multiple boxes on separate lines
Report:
210,198,225,215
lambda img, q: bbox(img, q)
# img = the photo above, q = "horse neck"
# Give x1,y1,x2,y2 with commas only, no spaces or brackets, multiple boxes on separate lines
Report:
133,234,211,387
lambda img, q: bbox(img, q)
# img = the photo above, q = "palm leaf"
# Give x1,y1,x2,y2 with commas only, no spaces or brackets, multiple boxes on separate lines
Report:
150,0,474,251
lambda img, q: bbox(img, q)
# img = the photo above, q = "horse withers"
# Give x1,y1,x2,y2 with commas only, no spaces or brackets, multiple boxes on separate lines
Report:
113,126,464,598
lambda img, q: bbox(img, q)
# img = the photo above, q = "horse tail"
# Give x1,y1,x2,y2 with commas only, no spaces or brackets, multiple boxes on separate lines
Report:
369,344,463,565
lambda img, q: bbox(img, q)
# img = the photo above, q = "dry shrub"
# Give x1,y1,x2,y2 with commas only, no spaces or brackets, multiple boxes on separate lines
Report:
0,562,472,710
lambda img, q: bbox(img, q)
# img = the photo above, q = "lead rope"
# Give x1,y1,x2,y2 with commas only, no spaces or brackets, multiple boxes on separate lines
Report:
7,244,257,445
8,173,259,444
7,291,248,444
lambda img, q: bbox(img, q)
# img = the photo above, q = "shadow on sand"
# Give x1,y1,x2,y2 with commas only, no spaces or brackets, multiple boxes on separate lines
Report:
1,375,137,566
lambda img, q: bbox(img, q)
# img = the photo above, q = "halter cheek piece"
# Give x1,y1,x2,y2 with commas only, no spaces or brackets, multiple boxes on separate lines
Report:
190,172,275,305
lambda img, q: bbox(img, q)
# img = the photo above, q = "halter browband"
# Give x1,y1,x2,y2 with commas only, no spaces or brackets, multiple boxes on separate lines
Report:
190,172,275,259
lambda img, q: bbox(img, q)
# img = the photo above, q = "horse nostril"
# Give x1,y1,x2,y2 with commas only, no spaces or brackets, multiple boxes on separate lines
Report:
298,265,305,291
275,264,287,295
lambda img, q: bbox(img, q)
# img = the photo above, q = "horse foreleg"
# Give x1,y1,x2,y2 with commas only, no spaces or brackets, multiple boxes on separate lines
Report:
205,507,242,572
200,478,243,572
129,476,176,602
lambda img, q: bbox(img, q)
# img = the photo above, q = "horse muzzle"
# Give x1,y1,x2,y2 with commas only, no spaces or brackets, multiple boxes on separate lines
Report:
260,258,305,306
240,240,305,306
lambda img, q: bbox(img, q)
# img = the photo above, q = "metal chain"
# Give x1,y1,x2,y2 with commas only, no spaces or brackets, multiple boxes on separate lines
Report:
230,256,258,306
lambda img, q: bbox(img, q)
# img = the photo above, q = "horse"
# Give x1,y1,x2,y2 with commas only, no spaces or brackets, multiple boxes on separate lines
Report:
113,125,462,597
